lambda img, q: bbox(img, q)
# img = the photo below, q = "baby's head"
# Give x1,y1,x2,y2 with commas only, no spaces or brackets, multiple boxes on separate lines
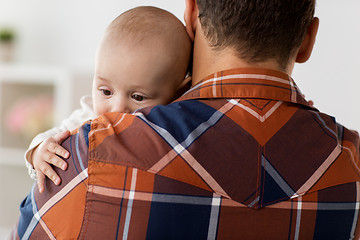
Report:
92,6,192,115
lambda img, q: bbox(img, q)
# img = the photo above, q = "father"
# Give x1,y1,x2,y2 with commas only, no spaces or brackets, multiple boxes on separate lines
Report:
14,0,360,239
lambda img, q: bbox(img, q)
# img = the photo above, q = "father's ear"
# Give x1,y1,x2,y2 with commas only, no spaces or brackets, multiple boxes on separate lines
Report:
184,0,199,41
296,17,320,63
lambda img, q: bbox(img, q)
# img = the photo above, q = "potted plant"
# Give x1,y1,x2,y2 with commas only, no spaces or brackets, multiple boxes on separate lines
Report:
0,28,15,62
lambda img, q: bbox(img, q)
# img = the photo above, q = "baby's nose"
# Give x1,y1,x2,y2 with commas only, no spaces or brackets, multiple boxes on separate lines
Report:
111,97,131,114
112,104,131,114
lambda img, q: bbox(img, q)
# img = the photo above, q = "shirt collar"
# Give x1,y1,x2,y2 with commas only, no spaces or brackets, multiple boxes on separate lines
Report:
177,68,317,111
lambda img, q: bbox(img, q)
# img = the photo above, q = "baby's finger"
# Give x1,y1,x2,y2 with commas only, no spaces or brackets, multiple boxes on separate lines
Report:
53,130,71,143
39,163,61,186
47,142,69,159
47,154,68,171
36,171,46,193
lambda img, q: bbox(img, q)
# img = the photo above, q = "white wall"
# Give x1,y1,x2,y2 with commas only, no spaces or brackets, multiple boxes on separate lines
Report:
0,0,186,70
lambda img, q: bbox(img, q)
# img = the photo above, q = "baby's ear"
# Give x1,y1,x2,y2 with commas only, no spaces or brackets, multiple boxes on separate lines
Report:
174,75,192,99
177,75,192,91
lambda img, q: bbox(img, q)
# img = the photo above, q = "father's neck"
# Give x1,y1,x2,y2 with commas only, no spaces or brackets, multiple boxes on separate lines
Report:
191,30,295,86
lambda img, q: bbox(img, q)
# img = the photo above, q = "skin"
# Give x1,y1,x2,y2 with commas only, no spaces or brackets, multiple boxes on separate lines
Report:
30,9,192,193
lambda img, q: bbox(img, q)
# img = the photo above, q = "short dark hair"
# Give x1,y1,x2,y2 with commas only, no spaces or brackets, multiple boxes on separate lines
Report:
197,0,315,69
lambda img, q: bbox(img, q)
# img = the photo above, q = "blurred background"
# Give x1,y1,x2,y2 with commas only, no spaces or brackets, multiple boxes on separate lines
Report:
0,0,359,237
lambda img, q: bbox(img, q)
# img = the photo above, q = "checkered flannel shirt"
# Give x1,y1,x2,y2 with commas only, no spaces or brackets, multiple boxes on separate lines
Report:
15,68,360,240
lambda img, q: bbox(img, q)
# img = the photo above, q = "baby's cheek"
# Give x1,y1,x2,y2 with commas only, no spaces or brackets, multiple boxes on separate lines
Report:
93,102,107,116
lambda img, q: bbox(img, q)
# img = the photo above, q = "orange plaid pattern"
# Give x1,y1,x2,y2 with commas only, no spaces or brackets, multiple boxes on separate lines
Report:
15,68,360,239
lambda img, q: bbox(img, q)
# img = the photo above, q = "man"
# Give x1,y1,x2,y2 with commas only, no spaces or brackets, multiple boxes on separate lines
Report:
14,0,360,239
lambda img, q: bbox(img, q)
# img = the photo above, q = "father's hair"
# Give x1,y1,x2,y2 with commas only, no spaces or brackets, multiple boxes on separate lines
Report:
197,0,316,69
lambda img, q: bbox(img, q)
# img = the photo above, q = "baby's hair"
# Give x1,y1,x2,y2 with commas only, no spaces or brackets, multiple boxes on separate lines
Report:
106,6,189,48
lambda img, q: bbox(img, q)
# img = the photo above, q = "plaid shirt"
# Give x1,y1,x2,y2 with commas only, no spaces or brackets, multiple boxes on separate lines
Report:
15,68,360,240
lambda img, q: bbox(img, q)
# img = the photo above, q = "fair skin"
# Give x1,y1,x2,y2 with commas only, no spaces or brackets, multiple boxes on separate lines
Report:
92,35,185,115
30,11,191,193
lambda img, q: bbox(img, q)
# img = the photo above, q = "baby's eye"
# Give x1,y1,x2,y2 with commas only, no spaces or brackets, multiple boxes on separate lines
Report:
100,89,112,96
131,94,144,102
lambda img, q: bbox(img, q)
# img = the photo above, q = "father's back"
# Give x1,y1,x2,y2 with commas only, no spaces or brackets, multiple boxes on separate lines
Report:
14,68,360,239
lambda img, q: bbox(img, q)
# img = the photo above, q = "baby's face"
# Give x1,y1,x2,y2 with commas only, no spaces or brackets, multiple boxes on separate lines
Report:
92,39,182,115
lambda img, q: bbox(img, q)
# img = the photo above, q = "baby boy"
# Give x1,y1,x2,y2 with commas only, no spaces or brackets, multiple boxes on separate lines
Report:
25,6,192,192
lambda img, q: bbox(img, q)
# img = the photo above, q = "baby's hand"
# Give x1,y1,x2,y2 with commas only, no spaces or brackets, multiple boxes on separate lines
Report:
32,131,71,193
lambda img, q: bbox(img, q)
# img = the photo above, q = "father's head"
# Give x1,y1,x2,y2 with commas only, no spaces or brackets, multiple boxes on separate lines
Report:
184,0,318,76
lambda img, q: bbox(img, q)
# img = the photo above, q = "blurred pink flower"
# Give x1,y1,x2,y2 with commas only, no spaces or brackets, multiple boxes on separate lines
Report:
5,95,54,138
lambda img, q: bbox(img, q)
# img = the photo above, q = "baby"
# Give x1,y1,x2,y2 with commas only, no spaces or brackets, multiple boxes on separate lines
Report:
25,6,192,192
